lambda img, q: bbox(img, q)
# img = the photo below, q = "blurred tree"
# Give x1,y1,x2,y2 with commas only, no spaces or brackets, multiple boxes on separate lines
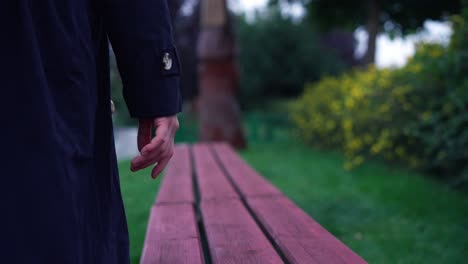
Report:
291,0,468,185
321,29,360,67
272,0,462,64
197,0,247,148
237,7,346,106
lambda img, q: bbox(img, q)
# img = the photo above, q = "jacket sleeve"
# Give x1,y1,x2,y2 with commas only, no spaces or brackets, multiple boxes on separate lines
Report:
103,0,182,118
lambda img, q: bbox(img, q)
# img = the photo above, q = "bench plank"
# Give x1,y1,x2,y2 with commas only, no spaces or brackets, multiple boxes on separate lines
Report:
142,143,367,264
201,199,283,264
193,144,238,201
212,143,282,198
156,144,194,204
141,204,204,264
247,196,367,264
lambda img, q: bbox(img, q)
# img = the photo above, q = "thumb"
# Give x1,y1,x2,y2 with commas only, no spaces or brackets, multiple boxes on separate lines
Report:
137,119,153,152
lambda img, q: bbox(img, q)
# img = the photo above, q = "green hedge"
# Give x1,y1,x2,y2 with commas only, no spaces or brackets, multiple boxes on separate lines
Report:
237,8,346,107
291,10,468,185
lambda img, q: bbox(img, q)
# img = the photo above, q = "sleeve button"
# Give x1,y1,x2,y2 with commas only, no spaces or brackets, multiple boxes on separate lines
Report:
163,53,173,70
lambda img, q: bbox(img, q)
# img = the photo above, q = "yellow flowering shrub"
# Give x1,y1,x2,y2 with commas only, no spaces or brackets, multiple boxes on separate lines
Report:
291,65,422,170
291,18,468,185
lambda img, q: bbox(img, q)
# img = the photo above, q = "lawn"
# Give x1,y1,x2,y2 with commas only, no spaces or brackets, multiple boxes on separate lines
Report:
119,160,161,264
119,142,468,264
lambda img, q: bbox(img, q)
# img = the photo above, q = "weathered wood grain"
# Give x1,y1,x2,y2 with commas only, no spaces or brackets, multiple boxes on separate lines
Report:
141,204,204,264
143,143,367,264
212,142,281,198
201,199,283,264
156,144,195,205
193,143,238,201
247,196,367,264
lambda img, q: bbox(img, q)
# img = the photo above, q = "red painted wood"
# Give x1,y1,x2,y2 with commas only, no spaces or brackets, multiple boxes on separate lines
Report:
212,143,281,198
156,144,195,204
141,204,204,264
201,199,283,264
143,143,366,264
247,196,367,264
193,143,238,201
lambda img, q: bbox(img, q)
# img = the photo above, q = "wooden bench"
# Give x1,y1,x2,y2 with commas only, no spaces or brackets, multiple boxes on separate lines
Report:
140,143,367,264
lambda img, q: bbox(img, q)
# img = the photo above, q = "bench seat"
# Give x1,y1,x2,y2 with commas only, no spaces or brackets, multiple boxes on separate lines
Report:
141,143,367,264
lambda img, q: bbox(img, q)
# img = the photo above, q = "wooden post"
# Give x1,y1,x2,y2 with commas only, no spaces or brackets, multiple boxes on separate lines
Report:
196,0,247,149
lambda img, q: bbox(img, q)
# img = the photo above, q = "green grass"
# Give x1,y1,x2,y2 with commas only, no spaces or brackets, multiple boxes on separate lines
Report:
119,160,161,264
240,142,468,264
119,142,468,264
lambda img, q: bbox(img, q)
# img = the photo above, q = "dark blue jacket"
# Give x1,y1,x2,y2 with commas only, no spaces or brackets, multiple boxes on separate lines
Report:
0,0,181,263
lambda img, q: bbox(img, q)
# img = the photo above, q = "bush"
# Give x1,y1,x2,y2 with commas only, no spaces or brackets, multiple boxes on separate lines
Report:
237,8,346,107
396,42,468,183
291,11,468,184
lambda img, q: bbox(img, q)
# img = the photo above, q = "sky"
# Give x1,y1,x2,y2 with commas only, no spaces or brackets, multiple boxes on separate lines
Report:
231,0,453,68
234,0,266,10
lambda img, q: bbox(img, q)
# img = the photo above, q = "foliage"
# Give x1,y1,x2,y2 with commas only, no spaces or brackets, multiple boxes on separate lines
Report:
291,11,468,184
275,0,462,63
243,100,295,143
292,66,411,169
305,0,461,34
237,8,346,107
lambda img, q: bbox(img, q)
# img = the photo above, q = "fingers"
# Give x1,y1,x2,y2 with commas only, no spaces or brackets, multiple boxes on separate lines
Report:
132,116,179,178
140,128,167,155
133,124,167,171
130,147,164,172
151,155,171,179
137,119,153,152
131,133,170,172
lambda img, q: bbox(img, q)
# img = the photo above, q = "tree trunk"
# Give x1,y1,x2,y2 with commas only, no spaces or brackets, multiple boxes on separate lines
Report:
362,0,380,65
197,0,247,149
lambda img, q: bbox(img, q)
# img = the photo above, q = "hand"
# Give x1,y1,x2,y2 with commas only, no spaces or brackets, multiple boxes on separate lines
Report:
130,116,179,179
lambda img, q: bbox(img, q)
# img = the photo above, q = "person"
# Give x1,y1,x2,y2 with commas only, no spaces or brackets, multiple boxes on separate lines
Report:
0,0,181,263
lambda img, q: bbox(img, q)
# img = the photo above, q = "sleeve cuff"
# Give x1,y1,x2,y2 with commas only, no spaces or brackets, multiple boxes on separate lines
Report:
124,75,182,118
120,46,183,118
